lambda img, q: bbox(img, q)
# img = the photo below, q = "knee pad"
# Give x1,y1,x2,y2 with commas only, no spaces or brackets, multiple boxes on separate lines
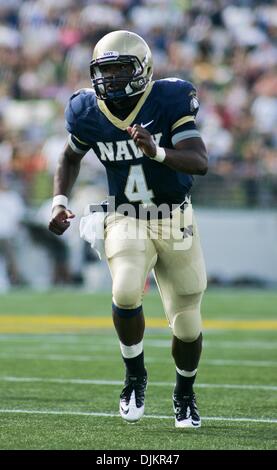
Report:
112,263,144,309
112,279,142,309
171,294,202,342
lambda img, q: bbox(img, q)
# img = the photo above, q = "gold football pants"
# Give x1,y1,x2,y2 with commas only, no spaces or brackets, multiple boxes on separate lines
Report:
104,206,207,341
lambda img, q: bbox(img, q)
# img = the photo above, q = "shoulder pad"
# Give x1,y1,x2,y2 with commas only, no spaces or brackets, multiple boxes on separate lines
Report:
155,78,196,98
68,88,95,117
65,88,95,135
153,78,200,123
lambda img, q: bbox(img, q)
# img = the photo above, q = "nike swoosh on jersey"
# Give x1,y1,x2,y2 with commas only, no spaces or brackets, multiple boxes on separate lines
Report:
141,120,154,128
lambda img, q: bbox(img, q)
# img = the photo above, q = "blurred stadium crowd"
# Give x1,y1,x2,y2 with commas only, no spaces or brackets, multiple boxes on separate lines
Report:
0,0,276,289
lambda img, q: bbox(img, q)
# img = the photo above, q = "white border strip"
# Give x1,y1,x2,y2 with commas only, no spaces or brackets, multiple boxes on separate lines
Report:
68,135,87,154
1,376,276,391
0,408,275,424
0,353,275,367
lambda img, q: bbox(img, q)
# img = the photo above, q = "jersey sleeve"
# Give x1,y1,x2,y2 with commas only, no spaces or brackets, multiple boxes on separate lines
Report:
166,79,202,147
65,90,91,154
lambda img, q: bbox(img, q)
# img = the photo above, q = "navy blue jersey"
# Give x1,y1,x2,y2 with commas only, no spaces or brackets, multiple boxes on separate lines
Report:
65,78,201,209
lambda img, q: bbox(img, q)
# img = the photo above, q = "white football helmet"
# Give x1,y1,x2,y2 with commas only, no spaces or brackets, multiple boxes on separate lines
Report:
90,30,153,101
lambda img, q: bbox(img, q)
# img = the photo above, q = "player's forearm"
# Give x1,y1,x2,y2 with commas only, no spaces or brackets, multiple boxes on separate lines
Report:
53,151,81,197
127,125,208,175
163,148,208,175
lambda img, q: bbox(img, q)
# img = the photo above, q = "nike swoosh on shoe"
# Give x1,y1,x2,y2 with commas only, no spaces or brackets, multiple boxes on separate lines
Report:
120,405,129,415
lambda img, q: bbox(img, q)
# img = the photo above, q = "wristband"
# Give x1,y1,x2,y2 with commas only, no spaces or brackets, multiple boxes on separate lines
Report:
152,146,166,163
52,195,68,209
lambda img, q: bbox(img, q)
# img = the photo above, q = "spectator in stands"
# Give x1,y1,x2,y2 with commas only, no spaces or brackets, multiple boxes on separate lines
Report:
0,0,276,288
0,172,26,289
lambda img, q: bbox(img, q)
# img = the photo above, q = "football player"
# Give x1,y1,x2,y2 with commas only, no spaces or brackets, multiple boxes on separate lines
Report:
49,30,208,428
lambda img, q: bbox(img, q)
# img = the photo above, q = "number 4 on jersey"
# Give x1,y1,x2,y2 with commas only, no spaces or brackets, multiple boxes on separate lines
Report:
125,165,154,205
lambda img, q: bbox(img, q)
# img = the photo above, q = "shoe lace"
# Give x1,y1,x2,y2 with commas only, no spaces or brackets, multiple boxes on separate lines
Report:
174,393,199,421
120,375,147,407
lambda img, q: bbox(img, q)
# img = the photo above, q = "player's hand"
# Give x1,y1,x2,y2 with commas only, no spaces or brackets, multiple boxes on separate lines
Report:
127,124,156,158
48,205,75,235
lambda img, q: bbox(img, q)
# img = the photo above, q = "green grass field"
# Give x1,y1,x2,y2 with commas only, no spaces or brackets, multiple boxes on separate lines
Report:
0,288,276,450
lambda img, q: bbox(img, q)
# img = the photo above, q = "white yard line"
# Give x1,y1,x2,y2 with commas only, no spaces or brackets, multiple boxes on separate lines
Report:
0,345,118,353
0,335,90,343
0,352,275,367
1,376,276,391
0,335,276,348
0,352,93,361
0,334,277,352
145,340,277,350
0,408,275,424
1,340,277,352
203,359,277,367
205,340,277,350
1,336,276,351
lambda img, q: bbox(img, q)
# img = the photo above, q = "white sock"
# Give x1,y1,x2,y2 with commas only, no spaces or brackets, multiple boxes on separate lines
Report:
176,366,197,377
119,340,143,359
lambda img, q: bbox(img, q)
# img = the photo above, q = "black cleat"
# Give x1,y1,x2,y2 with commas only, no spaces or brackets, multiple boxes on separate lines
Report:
173,392,201,428
119,374,147,422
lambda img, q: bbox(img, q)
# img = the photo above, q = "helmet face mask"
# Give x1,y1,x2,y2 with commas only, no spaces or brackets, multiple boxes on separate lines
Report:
90,31,153,101
90,54,145,101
